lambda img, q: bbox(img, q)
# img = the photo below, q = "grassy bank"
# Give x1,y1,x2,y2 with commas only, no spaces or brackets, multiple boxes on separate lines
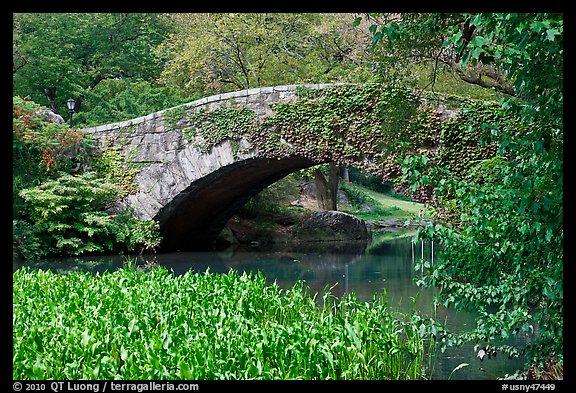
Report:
13,266,432,380
340,183,431,221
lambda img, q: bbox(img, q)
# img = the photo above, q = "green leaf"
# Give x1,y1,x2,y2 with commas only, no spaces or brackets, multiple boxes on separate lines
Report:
163,335,173,350
92,365,100,378
546,28,560,41
470,46,483,60
81,328,91,346
450,31,462,44
179,360,193,379
120,346,129,361
545,229,553,242
371,32,383,47
469,14,482,27
471,36,489,47
441,38,452,48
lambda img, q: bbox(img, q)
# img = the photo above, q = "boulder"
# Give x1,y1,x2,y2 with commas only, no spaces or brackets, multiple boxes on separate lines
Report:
37,107,65,124
294,210,369,242
214,226,239,247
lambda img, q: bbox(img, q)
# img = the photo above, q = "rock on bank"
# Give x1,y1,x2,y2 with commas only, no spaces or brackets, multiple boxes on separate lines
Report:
292,210,370,242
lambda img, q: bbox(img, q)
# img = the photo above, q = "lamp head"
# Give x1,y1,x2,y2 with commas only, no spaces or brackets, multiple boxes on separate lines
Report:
66,98,75,112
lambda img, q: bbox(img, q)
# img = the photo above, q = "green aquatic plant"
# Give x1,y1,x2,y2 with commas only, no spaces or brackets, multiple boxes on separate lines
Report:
13,267,432,380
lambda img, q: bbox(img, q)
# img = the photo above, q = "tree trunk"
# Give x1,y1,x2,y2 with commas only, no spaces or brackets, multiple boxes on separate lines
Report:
313,168,329,210
313,162,340,211
327,162,339,211
43,86,58,112
341,165,350,183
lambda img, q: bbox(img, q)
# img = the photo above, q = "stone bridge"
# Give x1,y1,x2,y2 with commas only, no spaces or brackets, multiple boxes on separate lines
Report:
83,83,456,251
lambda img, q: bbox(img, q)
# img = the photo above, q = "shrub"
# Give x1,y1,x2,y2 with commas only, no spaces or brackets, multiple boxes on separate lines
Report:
16,172,161,259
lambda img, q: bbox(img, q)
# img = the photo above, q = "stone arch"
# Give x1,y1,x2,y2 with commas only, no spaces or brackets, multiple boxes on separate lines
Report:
155,155,320,251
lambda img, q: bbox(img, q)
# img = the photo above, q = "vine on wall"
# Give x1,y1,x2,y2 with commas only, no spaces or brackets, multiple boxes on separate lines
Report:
90,145,140,199
172,84,513,215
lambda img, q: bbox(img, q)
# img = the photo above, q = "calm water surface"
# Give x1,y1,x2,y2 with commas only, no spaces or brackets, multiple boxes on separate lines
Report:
14,234,530,380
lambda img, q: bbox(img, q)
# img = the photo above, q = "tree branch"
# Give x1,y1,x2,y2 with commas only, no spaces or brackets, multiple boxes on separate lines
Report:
13,50,28,74
449,60,516,96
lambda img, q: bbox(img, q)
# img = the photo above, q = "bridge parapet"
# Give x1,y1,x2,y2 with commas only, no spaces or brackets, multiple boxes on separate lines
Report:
83,83,347,163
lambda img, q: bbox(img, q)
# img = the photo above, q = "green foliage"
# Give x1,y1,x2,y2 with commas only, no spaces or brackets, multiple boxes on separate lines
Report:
162,105,189,131
13,95,162,259
13,13,171,117
366,12,563,376
435,101,502,175
90,146,139,199
338,182,384,214
338,182,412,221
347,167,392,193
416,127,563,366
13,267,432,379
364,13,517,97
184,106,256,153
13,96,95,220
71,79,194,128
111,212,162,254
16,173,161,259
384,100,514,206
17,172,116,258
412,64,503,102
156,13,374,95
240,174,300,217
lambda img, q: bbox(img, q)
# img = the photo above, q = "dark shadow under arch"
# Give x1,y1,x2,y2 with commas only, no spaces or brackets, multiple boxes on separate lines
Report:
155,155,322,251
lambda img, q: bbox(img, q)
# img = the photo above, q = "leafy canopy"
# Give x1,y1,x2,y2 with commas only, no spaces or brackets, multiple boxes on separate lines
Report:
365,12,563,375
156,13,374,95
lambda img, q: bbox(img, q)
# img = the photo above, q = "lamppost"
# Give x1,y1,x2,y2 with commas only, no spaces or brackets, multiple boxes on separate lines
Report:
66,98,75,128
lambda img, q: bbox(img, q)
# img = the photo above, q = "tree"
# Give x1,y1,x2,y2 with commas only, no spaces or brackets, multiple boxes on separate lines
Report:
156,13,373,95
364,12,563,377
71,79,193,128
13,13,171,118
359,13,517,96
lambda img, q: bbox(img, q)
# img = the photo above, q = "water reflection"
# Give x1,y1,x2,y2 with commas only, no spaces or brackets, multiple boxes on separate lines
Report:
14,233,529,380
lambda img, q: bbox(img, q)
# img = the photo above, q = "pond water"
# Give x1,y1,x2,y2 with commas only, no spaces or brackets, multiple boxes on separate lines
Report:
13,233,530,380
